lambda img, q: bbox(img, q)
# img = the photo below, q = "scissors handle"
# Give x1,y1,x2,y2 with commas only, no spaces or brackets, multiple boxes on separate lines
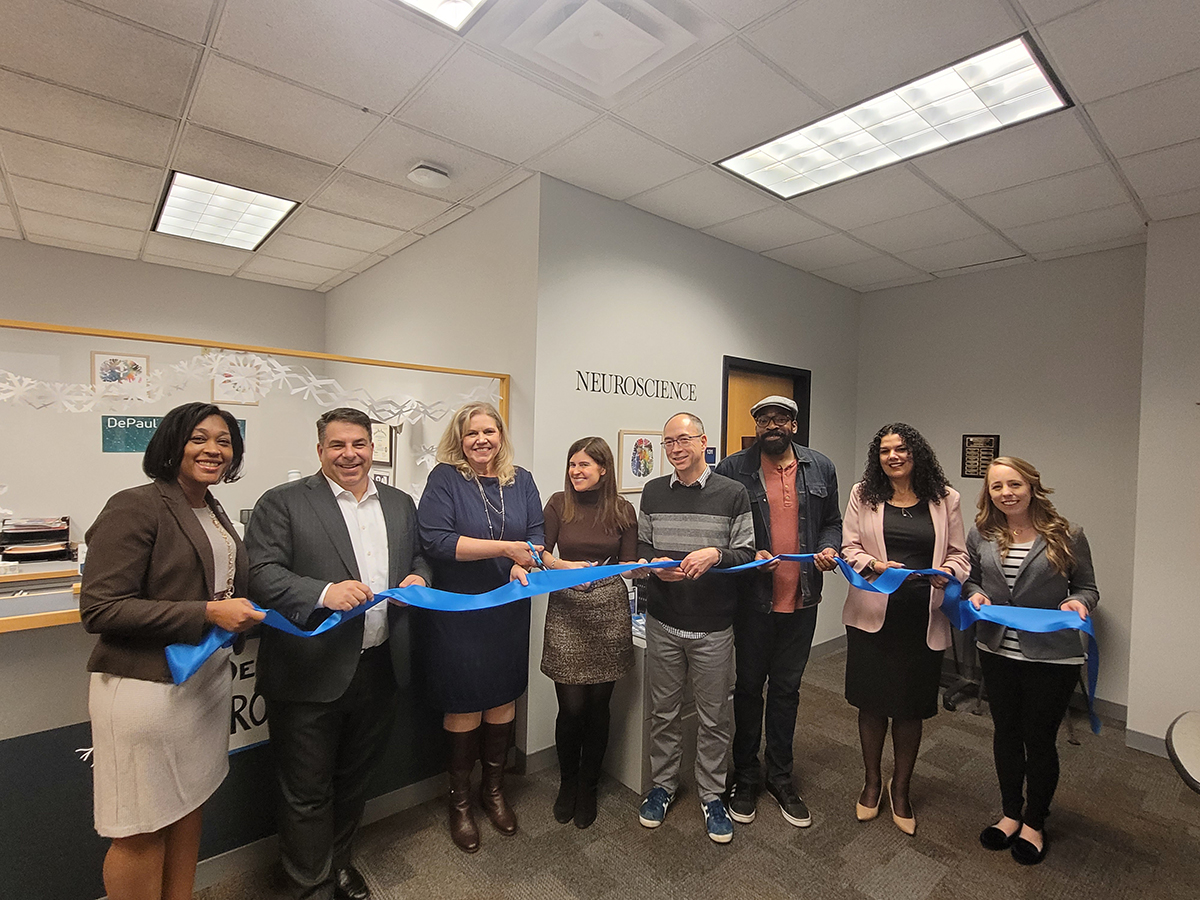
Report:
526,541,544,568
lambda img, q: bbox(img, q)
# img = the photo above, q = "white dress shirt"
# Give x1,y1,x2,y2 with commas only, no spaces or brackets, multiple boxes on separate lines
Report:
321,474,390,651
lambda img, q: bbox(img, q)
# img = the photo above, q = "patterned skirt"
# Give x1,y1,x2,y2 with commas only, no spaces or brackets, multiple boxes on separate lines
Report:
541,575,634,685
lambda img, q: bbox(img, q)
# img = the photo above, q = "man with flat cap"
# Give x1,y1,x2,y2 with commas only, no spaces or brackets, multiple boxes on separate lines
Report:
715,395,842,829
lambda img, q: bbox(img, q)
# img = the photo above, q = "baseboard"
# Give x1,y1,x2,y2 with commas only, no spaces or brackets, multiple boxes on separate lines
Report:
516,744,558,775
1126,729,1168,759
192,772,445,892
809,632,846,659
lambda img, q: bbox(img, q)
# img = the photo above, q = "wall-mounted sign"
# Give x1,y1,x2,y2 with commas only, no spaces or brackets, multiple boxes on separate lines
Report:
576,370,697,401
961,434,1000,478
100,415,246,453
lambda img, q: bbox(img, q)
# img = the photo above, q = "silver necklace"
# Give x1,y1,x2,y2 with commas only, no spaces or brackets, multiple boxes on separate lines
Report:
475,476,505,539
205,506,237,598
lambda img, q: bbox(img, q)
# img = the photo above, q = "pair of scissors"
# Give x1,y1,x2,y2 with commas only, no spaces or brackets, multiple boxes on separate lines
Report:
526,541,544,568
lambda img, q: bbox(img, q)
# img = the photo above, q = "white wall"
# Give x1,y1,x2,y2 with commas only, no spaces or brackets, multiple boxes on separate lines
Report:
856,247,1147,708
529,177,862,754
1127,214,1200,746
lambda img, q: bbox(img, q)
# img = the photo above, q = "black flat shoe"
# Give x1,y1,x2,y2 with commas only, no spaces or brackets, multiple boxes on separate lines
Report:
980,824,1020,850
1011,832,1049,866
334,865,371,900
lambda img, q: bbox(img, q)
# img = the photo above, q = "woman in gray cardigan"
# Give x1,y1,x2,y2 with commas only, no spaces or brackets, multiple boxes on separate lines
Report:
965,457,1098,867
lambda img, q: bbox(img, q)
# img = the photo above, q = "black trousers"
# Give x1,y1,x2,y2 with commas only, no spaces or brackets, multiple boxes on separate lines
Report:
266,644,397,900
731,605,819,789
980,651,1080,831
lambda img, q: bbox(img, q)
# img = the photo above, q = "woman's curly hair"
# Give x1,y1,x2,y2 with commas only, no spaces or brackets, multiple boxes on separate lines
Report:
857,422,949,509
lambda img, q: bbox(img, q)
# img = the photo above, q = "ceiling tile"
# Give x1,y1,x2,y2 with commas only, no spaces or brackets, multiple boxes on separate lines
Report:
0,132,161,201
0,0,199,116
351,252,389,272
414,204,474,235
346,120,511,201
811,255,927,290
963,165,1130,230
215,0,454,110
142,256,238,277
8,176,154,230
311,172,451,229
237,270,321,290
468,169,535,207
858,273,936,292
913,112,1103,197
1014,0,1093,25
1086,69,1200,159
318,270,358,292
257,234,368,270
21,210,143,252
850,204,989,254
1141,187,1200,222
0,206,18,233
626,168,775,229
686,0,792,31
789,166,948,230
532,119,698,201
1039,0,1199,103
1119,139,1200,200
0,70,175,165
85,0,216,42
763,233,877,270
277,208,404,253
378,233,422,256
617,40,827,161
895,232,1021,271
1032,232,1146,261
27,233,139,259
189,57,382,165
241,254,342,285
174,125,336,201
702,205,832,252
399,48,599,163
143,232,252,272
1003,203,1145,254
746,0,1017,108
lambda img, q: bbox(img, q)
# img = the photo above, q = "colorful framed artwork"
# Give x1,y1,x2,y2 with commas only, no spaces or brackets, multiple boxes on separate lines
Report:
91,352,148,395
371,422,393,466
617,430,661,494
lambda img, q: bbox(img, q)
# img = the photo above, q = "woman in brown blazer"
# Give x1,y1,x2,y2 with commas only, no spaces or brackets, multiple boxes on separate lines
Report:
80,402,263,900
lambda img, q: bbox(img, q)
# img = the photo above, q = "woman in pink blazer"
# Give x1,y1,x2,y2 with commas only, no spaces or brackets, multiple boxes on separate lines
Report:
841,423,968,835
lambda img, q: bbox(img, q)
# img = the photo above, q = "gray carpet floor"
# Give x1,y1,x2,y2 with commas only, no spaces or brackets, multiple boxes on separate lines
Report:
197,649,1200,899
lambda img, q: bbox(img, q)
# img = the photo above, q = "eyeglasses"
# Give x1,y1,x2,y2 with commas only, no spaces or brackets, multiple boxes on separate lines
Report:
661,434,703,449
754,414,794,428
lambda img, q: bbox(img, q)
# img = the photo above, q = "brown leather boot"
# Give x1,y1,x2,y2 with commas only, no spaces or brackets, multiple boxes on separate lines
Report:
480,720,518,835
447,728,481,853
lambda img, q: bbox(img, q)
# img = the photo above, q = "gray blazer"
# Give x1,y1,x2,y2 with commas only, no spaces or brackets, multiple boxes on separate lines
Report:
245,473,432,703
964,524,1099,661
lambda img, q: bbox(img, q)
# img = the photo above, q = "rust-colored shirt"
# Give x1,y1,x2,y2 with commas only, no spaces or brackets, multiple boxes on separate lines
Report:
763,458,803,612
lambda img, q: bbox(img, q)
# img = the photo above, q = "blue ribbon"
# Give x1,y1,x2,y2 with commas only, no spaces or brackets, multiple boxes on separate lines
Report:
166,553,1100,733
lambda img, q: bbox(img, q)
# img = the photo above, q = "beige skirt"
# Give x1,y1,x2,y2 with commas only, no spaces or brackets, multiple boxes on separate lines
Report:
89,649,232,838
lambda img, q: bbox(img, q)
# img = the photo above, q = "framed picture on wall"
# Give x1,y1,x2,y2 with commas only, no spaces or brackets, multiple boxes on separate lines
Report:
91,352,149,395
371,471,391,486
371,422,393,466
617,430,661,493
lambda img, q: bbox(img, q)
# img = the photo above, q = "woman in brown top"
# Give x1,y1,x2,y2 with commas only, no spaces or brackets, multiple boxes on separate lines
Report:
80,402,263,900
540,436,637,828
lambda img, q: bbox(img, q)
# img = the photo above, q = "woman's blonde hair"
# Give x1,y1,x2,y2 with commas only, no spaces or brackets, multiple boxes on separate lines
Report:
975,456,1075,575
436,402,517,486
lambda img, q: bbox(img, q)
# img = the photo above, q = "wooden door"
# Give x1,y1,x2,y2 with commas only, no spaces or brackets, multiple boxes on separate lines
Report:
724,370,793,457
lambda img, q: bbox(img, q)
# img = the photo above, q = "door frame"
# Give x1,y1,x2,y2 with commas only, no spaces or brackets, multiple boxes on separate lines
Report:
720,355,812,459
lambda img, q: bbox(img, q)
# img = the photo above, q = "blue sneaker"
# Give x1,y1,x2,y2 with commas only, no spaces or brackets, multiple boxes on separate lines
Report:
638,787,673,827
703,799,734,843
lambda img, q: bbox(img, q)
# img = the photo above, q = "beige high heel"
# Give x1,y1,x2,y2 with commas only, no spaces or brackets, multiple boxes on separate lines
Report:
887,778,915,835
856,784,881,821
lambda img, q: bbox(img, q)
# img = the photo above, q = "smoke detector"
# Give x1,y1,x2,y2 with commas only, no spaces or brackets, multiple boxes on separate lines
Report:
408,164,451,189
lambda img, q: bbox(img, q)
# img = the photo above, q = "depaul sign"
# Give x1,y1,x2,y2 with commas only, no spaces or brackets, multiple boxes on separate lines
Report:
101,415,246,453
575,370,697,401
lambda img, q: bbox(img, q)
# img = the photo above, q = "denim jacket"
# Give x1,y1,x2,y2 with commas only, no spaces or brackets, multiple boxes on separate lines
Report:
714,441,842,612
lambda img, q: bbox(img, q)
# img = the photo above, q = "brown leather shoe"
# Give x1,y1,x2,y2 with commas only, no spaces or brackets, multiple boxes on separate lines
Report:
480,720,518,835
447,728,481,853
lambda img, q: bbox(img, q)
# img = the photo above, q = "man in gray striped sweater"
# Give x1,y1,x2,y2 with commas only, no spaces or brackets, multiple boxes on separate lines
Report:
635,412,756,843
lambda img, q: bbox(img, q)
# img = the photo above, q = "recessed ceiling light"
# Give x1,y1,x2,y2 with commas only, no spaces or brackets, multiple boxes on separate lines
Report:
153,173,297,251
719,35,1070,199
389,0,488,31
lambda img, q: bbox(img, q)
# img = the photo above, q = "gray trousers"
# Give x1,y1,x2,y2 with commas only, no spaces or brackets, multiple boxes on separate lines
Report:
646,616,735,804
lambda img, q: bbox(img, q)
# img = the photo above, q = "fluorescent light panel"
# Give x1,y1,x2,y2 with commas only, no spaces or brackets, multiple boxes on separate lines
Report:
719,36,1069,199
390,0,488,30
154,173,296,250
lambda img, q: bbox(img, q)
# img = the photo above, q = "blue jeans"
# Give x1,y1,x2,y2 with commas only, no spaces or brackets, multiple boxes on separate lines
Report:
731,606,819,789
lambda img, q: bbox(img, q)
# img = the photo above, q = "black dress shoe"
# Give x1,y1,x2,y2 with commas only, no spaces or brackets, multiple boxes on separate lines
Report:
1011,832,1049,866
979,824,1020,850
335,865,371,900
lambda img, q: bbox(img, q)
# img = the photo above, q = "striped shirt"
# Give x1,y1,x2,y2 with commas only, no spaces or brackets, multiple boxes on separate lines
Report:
978,540,1085,664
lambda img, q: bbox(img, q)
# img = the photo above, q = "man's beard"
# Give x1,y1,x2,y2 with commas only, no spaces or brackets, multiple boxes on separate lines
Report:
758,432,789,454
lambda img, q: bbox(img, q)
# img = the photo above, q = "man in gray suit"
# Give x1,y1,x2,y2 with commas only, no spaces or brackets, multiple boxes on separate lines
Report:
246,407,431,900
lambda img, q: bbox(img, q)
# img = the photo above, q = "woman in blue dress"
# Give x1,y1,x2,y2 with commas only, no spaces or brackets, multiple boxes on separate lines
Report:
417,402,544,853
